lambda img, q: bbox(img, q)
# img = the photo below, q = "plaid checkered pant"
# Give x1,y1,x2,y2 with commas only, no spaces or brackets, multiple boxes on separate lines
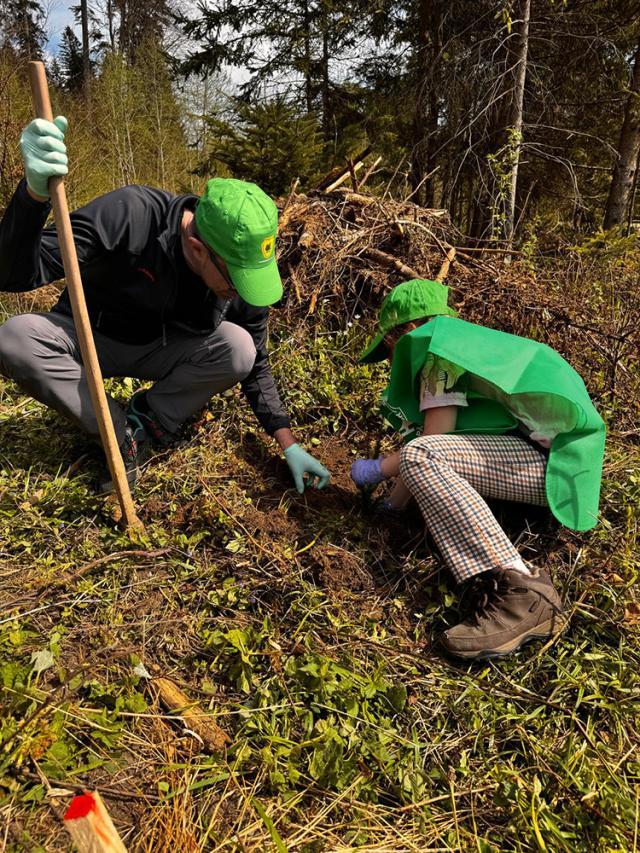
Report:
399,434,548,584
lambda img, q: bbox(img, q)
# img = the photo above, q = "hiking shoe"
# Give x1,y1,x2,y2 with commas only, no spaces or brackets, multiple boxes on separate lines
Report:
440,568,568,660
97,421,149,495
127,390,176,449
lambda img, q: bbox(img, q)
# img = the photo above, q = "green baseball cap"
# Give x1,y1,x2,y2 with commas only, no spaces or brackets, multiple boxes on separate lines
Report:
195,178,282,307
359,279,457,363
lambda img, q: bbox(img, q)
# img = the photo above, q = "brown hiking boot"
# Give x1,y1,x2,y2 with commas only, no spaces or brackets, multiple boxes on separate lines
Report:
440,568,568,660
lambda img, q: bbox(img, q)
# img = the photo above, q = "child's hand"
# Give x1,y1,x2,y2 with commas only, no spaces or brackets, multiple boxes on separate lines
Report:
350,458,385,488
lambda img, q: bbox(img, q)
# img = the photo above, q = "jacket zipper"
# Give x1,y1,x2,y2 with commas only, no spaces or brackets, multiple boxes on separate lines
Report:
218,298,231,325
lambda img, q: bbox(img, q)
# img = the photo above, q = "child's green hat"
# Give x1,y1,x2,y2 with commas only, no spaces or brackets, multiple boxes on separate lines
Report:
359,279,457,363
195,178,282,307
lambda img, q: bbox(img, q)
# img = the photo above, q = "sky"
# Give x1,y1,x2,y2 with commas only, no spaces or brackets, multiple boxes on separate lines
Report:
42,2,253,88
45,1,78,57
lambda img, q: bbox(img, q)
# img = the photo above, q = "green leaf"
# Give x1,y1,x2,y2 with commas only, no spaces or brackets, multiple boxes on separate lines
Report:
30,649,54,676
387,683,407,713
252,799,288,853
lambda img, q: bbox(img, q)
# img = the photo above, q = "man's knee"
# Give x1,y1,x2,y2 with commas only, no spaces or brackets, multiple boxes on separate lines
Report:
0,315,39,376
220,324,257,381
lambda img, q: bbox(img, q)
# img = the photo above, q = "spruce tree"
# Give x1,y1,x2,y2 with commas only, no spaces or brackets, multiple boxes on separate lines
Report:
199,97,323,196
59,26,85,92
0,0,46,59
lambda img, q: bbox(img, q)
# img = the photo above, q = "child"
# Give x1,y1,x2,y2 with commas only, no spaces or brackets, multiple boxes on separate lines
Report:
351,279,606,660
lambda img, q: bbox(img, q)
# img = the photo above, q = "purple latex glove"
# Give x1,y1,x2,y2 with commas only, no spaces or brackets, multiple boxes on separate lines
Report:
350,458,385,488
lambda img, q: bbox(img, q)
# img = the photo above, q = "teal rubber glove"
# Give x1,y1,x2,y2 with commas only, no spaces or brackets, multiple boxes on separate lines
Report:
284,443,330,493
20,116,68,199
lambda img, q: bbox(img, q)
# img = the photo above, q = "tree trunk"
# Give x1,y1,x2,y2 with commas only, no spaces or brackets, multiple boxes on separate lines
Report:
626,145,640,233
410,0,442,207
106,0,116,50
603,39,640,230
302,0,313,114
320,9,331,148
80,0,91,85
117,0,128,57
503,0,531,245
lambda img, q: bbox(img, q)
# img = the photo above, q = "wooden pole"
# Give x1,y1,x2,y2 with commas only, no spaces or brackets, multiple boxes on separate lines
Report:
27,61,142,532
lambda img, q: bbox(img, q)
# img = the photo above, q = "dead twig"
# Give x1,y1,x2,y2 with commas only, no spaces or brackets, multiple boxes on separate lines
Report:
361,247,421,280
35,548,172,594
315,145,372,191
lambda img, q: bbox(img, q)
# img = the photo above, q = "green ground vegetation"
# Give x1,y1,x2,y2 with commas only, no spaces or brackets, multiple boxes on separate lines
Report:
0,237,639,850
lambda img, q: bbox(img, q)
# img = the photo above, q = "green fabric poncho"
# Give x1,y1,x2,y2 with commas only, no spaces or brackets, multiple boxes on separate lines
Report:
381,317,606,532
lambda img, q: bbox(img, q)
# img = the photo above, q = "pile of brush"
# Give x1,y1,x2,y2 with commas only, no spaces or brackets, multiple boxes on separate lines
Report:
275,182,639,428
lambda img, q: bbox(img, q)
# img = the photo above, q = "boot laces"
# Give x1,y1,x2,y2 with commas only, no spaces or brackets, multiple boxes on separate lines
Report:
465,569,563,627
122,427,138,464
466,571,512,628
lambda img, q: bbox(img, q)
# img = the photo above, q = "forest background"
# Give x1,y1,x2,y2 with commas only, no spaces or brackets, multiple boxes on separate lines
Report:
0,0,639,851
1,0,640,234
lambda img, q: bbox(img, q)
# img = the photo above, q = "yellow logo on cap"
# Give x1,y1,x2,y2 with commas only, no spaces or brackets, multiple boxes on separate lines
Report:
261,235,275,259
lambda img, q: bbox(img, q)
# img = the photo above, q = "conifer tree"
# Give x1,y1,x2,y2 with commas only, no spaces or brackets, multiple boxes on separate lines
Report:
59,26,85,92
0,0,46,59
199,97,323,196
179,0,360,159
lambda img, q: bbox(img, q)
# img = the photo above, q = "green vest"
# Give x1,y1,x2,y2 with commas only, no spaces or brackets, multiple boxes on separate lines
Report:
381,317,606,532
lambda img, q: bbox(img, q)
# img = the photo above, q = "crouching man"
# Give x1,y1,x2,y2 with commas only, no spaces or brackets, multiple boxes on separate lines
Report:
350,279,605,660
0,116,329,494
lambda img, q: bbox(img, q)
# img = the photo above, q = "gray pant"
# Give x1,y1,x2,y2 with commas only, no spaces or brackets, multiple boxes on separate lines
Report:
0,312,256,444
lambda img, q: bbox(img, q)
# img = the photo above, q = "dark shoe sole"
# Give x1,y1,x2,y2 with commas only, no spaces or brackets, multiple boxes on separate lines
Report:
441,614,569,661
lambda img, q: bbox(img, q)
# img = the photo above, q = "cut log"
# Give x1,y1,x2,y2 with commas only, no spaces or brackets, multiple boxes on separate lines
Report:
64,791,127,853
151,677,231,752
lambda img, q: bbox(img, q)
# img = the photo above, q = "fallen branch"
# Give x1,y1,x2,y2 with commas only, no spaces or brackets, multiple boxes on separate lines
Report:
278,179,301,230
361,247,421,280
347,157,359,191
325,160,365,193
36,548,172,593
17,769,160,802
435,248,456,282
315,145,372,191
150,677,231,753
358,155,382,190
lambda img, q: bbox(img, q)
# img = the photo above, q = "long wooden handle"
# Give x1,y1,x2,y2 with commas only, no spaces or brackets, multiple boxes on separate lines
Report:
27,61,142,531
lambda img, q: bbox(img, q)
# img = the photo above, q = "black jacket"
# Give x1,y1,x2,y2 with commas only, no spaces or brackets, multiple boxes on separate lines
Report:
0,180,290,435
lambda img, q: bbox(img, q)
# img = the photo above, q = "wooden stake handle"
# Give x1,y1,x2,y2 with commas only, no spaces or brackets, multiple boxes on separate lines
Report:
64,791,128,852
27,61,142,532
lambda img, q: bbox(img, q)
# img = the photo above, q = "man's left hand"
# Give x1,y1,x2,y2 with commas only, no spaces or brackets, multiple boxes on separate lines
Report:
284,443,330,493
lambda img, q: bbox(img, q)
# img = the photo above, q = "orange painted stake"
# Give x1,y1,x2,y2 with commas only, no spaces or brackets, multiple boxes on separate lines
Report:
27,61,142,531
64,791,128,852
